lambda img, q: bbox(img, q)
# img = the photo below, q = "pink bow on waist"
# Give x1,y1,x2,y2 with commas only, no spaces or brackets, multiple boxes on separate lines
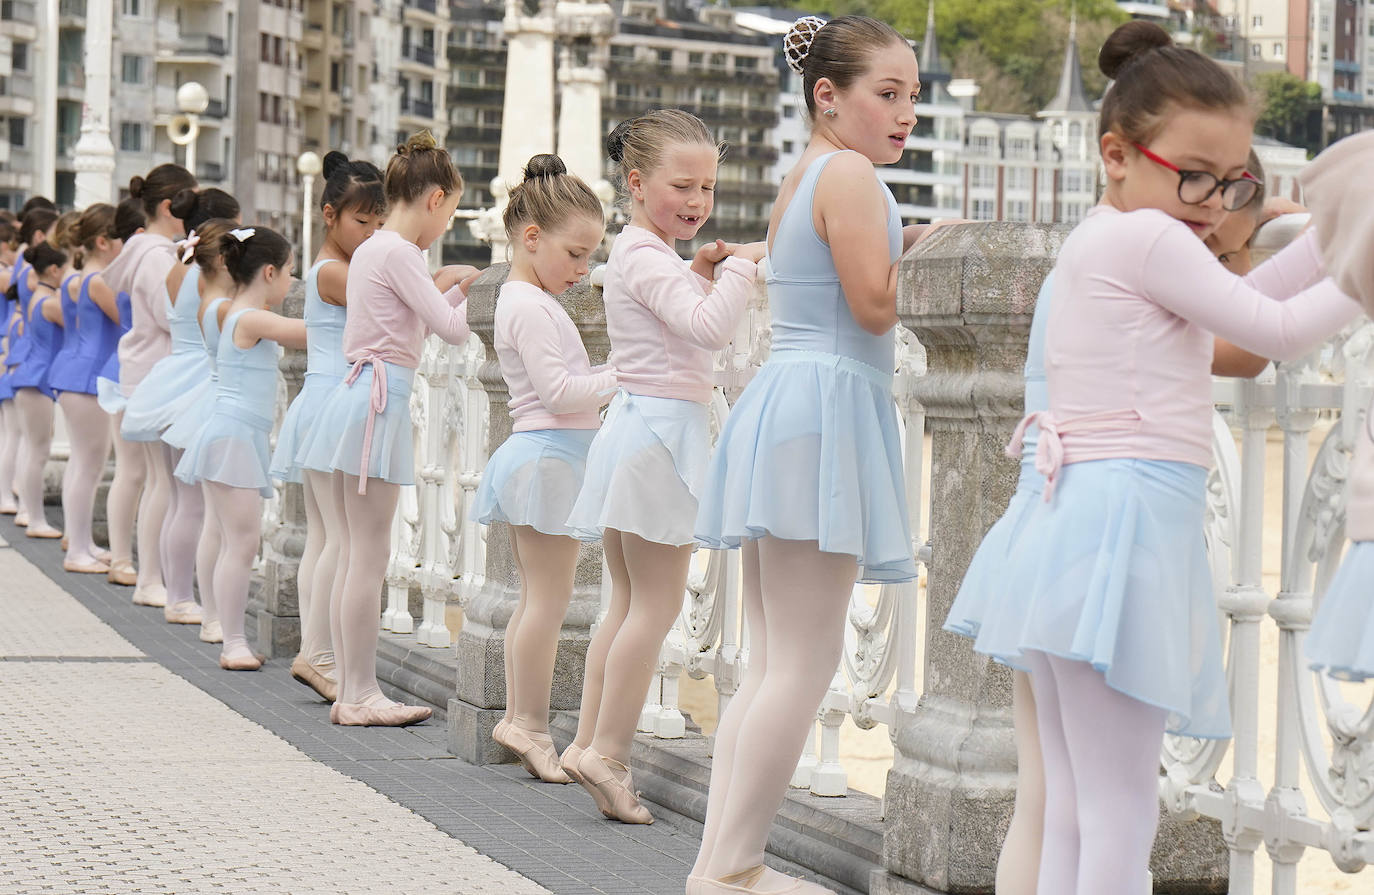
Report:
1006,409,1142,502
346,354,388,495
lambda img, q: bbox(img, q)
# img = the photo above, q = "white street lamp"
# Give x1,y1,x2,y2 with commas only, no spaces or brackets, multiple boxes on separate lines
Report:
170,82,210,176
297,151,323,264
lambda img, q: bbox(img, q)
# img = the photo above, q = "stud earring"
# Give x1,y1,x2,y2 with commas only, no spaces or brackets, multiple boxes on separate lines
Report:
823,108,837,118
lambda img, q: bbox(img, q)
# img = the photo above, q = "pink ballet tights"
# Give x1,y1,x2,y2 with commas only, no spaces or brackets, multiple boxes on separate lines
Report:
57,393,112,563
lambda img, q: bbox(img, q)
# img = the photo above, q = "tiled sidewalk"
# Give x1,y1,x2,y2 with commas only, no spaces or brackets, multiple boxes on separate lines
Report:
0,515,715,895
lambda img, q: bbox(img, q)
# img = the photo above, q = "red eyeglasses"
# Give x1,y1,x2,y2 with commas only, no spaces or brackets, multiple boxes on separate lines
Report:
1132,143,1261,212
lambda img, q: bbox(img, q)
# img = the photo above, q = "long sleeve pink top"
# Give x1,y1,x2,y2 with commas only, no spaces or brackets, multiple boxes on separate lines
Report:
1018,206,1361,487
496,280,617,432
603,225,756,404
342,229,470,367
104,232,177,394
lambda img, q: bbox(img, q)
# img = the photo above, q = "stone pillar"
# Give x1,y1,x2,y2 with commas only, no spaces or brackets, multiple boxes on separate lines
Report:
253,278,308,658
447,264,608,764
875,223,1227,894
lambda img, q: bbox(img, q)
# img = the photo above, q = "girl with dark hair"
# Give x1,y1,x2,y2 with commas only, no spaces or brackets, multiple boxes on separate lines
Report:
8,242,69,538
100,164,197,605
296,131,478,726
270,149,384,701
121,188,241,626
175,226,302,670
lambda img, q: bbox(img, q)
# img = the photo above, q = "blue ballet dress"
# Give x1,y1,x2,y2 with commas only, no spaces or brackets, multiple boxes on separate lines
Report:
174,308,280,498
9,281,66,400
270,259,346,484
48,273,123,396
163,296,230,451
122,266,214,441
944,274,1055,640
95,290,134,414
694,151,917,583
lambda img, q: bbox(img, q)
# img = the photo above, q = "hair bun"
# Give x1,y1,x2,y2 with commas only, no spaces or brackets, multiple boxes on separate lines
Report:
1099,20,1173,80
128,175,145,198
784,15,827,76
523,154,567,181
322,150,350,180
605,118,635,163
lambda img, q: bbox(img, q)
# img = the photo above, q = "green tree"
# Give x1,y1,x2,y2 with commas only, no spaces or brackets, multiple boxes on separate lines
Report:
776,0,1127,115
1254,71,1323,155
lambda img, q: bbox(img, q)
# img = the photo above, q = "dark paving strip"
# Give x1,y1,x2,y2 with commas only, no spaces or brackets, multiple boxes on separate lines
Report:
0,513,707,895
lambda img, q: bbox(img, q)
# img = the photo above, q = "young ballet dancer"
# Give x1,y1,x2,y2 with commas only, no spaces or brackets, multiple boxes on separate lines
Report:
175,226,302,670
125,188,241,625
9,241,70,538
472,153,616,782
296,131,478,725
1299,131,1374,684
690,16,927,891
562,110,760,824
269,150,385,702
102,165,199,603
49,203,125,572
0,207,59,516
966,22,1360,895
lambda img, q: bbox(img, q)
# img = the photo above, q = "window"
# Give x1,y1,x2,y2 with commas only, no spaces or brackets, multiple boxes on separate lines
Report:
1251,43,1262,58
119,122,143,152
120,54,144,84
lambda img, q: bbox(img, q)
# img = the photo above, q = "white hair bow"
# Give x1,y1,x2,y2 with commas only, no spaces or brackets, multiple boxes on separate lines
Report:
176,230,200,263
230,227,256,242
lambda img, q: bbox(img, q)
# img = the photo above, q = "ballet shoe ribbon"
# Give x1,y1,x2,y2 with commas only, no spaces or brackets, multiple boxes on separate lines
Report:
1006,409,1142,503
346,354,388,495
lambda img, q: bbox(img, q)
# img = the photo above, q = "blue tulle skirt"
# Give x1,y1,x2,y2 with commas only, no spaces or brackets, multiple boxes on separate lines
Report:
473,428,596,537
270,372,342,483
566,390,710,547
1306,542,1374,682
694,350,917,583
944,477,1045,640
174,403,274,498
295,362,416,486
121,352,212,442
972,458,1230,740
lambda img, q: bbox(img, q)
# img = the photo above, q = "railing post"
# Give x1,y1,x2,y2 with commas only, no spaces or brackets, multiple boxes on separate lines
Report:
447,264,608,764
255,277,307,658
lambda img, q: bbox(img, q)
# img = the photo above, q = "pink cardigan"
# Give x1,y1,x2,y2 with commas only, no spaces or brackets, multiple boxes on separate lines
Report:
495,280,616,432
1013,206,1361,494
103,232,177,395
603,225,755,404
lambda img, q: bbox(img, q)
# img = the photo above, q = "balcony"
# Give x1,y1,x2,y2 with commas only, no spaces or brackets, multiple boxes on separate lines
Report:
400,96,436,120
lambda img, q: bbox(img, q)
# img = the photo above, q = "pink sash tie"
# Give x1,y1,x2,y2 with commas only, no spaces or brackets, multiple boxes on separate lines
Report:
346,354,388,495
1006,409,1143,502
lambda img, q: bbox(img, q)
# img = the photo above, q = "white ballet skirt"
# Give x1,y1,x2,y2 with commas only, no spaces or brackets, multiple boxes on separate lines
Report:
565,389,709,547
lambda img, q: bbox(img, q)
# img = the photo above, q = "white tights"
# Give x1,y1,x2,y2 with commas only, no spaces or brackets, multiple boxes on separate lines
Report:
201,481,263,661
997,671,1045,895
0,400,20,509
105,412,145,569
57,393,112,564
1024,651,1165,895
161,447,204,608
298,471,340,670
572,529,692,764
135,441,173,595
194,482,221,629
14,388,55,533
503,525,581,732
327,474,400,707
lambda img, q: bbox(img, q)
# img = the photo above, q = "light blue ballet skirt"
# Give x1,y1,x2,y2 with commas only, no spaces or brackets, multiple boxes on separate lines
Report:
48,272,123,396
295,356,417,488
475,429,598,537
95,290,134,414
162,296,230,451
122,266,215,441
945,274,1054,639
174,308,280,498
693,151,917,582
970,277,1231,740
271,259,346,483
